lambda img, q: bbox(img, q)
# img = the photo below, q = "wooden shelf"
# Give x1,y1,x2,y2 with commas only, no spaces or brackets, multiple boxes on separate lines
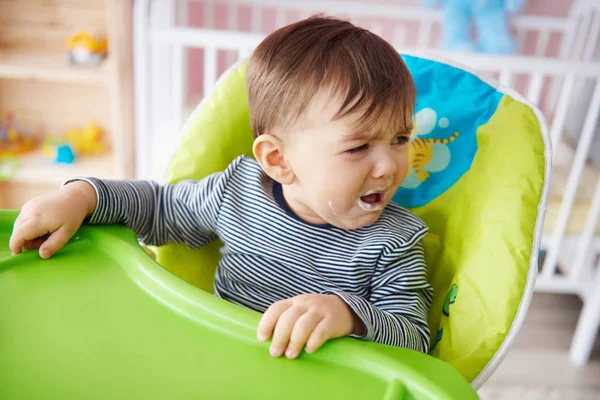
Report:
8,151,114,185
0,0,134,209
0,50,113,86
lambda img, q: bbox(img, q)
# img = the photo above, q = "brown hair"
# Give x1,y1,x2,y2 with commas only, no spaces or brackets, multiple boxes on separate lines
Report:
246,15,415,139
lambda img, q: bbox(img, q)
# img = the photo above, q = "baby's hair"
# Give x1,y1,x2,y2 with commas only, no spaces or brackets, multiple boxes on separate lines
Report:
246,15,415,139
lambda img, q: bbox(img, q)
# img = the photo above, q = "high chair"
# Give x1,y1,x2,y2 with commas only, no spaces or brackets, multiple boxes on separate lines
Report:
0,54,548,399
154,54,549,389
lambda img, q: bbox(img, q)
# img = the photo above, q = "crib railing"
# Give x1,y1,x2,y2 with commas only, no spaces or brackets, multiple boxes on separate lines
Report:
134,0,600,366
195,0,573,55
136,0,600,137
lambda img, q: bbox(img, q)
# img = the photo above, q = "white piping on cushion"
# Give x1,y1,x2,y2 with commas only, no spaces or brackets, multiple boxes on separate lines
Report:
471,83,550,391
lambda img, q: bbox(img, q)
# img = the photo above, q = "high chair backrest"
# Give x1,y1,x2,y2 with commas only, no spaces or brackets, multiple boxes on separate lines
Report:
152,54,549,388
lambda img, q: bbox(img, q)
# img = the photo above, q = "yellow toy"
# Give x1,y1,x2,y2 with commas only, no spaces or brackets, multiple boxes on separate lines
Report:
65,31,108,66
42,123,106,164
64,123,106,155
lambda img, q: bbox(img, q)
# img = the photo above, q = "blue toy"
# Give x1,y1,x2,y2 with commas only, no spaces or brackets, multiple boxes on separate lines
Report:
56,145,76,164
422,0,525,54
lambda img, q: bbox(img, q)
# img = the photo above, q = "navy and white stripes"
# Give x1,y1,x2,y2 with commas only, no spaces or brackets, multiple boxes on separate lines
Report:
79,156,433,353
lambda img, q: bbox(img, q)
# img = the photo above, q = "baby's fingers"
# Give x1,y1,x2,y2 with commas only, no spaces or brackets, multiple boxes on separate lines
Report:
12,213,30,229
257,300,291,342
285,312,323,359
270,306,306,357
10,217,50,255
305,320,332,354
39,225,76,259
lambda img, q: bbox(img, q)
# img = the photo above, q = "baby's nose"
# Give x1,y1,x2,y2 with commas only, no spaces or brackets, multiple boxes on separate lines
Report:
372,150,398,178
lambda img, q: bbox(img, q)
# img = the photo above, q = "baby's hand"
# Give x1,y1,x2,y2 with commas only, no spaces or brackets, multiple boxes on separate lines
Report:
10,181,97,259
257,294,363,359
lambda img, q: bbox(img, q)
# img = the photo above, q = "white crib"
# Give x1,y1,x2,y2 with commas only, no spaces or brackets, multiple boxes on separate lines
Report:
133,0,600,367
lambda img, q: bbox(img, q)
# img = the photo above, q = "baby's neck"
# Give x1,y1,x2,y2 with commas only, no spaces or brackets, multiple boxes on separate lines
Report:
279,182,327,226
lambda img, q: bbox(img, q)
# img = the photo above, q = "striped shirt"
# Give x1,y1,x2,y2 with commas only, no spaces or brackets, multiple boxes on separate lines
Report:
80,156,433,353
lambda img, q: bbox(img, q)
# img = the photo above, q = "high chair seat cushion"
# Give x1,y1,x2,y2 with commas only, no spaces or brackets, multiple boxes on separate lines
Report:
153,54,549,386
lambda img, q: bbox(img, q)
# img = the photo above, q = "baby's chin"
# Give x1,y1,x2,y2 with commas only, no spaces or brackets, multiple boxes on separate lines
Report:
328,209,384,230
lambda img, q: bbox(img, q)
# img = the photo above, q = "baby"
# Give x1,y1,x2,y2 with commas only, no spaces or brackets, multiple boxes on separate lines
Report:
10,16,432,360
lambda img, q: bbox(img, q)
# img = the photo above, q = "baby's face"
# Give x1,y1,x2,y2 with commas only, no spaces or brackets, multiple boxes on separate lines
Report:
281,94,411,229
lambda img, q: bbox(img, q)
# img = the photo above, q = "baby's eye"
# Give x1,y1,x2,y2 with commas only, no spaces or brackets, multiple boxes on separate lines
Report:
392,135,410,145
347,144,369,153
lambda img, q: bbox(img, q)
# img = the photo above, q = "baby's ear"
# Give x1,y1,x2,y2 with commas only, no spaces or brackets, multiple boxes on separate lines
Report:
252,134,295,185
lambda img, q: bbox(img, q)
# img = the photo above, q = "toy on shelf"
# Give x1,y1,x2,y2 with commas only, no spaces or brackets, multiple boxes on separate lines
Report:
43,123,107,165
421,0,526,54
64,123,106,155
0,113,36,157
65,31,108,67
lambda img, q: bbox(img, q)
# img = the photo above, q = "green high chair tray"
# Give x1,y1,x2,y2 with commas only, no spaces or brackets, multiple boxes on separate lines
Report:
0,210,476,399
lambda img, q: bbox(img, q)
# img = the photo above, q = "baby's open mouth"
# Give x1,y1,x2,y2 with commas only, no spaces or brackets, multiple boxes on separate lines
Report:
357,189,388,211
360,192,384,205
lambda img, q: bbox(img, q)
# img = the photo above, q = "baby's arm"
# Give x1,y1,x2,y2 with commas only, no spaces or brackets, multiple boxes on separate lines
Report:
256,238,432,359
79,173,228,248
327,240,433,353
11,160,238,258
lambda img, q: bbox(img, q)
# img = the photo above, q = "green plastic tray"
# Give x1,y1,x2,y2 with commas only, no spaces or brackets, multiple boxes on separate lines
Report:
0,210,478,399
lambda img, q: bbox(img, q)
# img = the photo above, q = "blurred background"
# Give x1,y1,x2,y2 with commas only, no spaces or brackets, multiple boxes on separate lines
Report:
0,0,599,398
